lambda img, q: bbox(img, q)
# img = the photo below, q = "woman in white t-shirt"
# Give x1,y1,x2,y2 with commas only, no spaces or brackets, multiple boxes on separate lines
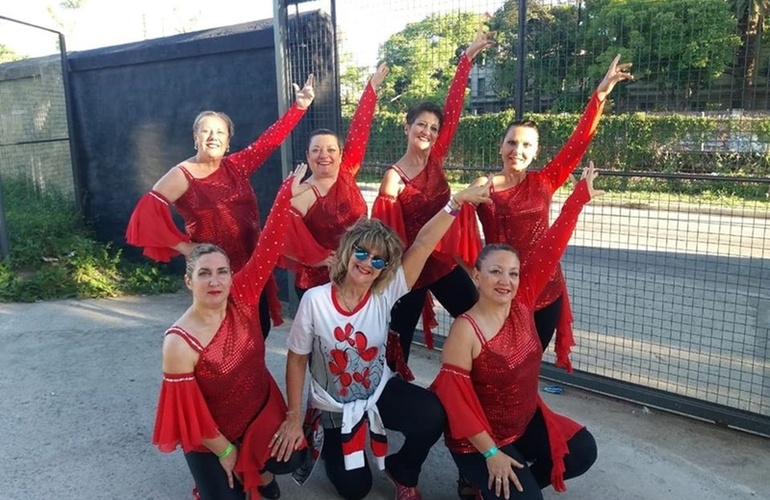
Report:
272,181,491,500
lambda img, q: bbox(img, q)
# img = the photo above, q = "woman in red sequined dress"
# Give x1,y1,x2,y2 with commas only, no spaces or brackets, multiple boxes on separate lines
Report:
431,165,604,500
152,165,308,500
466,56,632,371
371,29,495,363
279,64,389,298
126,76,315,338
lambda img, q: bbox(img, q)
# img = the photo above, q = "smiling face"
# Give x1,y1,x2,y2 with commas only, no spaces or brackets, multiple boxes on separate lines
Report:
405,111,441,152
474,248,520,305
307,133,342,179
344,243,387,288
193,115,231,160
500,125,539,172
185,251,232,308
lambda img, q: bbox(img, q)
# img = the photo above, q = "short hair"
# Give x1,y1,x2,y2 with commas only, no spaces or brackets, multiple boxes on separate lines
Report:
192,111,235,139
307,128,343,151
501,119,539,143
405,101,444,129
185,244,230,279
330,218,404,294
475,243,520,270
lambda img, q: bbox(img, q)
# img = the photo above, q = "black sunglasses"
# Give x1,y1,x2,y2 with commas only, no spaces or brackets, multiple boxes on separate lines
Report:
353,245,389,270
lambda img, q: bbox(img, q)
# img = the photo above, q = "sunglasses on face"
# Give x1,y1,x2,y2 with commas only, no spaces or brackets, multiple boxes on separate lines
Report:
353,245,389,270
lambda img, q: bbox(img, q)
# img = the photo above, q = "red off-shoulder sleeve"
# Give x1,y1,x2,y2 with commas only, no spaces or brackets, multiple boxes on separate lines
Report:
227,104,307,178
125,191,190,262
432,53,472,162
517,180,591,310
341,82,377,178
152,373,220,453
540,92,606,193
430,364,494,441
434,203,482,269
277,208,333,273
230,176,295,306
371,194,408,246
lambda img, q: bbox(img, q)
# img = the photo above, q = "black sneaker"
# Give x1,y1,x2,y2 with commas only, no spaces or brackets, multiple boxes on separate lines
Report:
257,477,281,499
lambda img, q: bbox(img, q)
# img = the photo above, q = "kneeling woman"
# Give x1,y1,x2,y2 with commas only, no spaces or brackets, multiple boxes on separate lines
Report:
275,182,491,500
151,166,308,500
432,165,603,500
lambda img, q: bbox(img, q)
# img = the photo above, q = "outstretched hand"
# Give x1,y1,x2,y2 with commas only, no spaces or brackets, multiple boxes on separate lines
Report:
294,74,315,110
581,161,605,199
289,162,310,198
455,175,493,206
465,23,496,61
596,54,633,101
370,62,389,90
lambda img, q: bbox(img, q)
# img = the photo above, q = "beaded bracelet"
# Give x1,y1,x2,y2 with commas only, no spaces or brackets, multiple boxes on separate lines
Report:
217,442,235,459
483,445,499,459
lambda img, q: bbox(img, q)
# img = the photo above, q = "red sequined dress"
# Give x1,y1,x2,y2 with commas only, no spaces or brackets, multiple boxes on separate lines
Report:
152,177,301,497
278,83,378,290
126,104,307,324
473,93,605,370
431,181,591,492
371,53,472,290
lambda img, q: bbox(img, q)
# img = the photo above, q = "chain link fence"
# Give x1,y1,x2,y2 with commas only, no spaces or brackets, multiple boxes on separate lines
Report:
278,0,770,435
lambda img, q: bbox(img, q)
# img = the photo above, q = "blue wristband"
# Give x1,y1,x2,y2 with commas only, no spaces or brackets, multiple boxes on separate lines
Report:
483,445,499,459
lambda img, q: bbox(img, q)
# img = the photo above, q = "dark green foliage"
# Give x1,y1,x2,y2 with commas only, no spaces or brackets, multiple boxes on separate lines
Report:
0,178,179,302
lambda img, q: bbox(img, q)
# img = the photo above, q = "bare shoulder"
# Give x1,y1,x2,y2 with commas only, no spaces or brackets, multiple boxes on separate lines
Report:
161,331,198,374
290,185,316,216
152,165,189,202
441,315,479,367
378,167,404,196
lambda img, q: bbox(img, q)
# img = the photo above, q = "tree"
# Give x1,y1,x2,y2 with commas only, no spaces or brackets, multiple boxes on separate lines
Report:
377,12,485,112
582,0,740,109
728,0,770,107
0,44,22,63
489,0,581,111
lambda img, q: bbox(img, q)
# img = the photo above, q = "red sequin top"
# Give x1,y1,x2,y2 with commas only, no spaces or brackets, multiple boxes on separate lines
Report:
173,104,306,272
443,181,591,453
476,93,604,309
153,177,294,447
294,83,378,290
373,54,472,290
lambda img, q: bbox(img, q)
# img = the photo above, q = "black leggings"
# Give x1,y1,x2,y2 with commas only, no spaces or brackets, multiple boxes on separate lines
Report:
184,447,305,500
533,295,563,351
389,266,478,361
321,377,446,500
259,289,271,339
451,409,597,500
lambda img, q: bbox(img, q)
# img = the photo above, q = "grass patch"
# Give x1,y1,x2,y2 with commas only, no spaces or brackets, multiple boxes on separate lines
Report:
0,178,179,302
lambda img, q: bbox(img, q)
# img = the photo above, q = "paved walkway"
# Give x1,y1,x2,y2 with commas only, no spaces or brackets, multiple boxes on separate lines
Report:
1,291,768,499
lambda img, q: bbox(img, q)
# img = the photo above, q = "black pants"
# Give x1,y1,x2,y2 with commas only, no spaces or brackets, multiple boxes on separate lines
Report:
184,447,306,500
389,266,478,361
321,377,446,500
533,295,562,352
451,409,597,500
259,289,271,339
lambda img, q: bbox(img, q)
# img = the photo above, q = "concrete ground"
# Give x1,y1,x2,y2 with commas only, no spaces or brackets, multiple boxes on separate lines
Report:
1,291,768,500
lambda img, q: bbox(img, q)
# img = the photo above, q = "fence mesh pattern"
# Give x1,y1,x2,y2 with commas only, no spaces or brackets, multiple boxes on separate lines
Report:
280,0,770,431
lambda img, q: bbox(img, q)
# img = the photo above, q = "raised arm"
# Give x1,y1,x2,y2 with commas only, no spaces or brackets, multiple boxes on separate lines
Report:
228,75,315,177
432,28,495,161
341,64,388,177
518,164,604,308
230,164,307,305
541,55,632,191
371,168,409,244
401,179,491,288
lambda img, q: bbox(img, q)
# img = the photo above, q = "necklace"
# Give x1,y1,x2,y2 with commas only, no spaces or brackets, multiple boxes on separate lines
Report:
337,287,360,312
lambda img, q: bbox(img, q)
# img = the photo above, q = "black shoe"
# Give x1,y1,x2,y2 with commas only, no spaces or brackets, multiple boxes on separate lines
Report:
258,477,281,499
457,475,478,500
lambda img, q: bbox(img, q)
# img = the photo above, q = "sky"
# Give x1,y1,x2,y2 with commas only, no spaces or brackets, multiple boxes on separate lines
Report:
0,0,505,67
